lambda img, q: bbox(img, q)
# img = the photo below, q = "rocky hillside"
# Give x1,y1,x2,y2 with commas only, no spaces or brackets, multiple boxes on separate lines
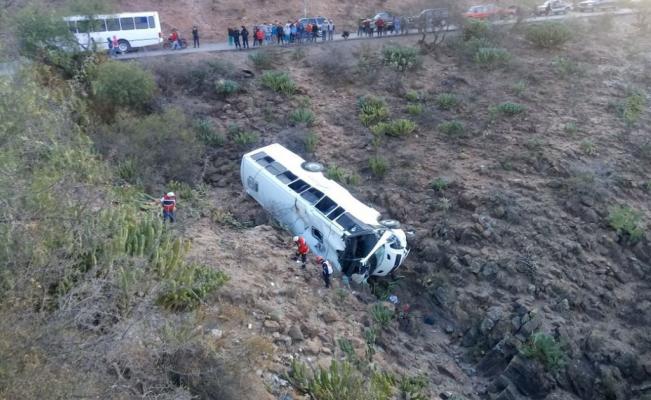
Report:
142,14,651,399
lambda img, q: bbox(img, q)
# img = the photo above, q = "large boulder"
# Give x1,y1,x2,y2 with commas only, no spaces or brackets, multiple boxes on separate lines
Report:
477,336,520,377
501,355,555,399
565,358,597,400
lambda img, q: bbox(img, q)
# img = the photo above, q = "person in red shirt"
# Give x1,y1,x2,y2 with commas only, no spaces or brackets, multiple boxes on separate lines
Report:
375,18,385,37
169,29,181,50
254,27,265,47
161,192,176,222
292,236,309,269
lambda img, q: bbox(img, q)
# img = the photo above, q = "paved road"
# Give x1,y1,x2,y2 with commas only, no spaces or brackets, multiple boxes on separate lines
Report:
0,7,635,74
118,8,634,61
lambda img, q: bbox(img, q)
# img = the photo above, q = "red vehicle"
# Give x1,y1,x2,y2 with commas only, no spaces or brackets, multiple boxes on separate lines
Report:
463,4,517,20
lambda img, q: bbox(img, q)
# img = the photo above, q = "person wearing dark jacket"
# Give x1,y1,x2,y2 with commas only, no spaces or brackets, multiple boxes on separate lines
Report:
192,25,199,48
241,26,249,49
232,28,241,49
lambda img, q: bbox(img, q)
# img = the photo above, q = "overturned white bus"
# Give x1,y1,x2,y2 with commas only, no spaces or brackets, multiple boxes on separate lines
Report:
241,143,409,282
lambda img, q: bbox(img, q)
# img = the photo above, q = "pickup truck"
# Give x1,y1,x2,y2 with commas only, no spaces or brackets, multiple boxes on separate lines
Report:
535,0,573,15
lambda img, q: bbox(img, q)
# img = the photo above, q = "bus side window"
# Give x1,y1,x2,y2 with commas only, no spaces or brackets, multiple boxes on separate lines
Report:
120,17,135,30
135,16,149,29
94,19,107,32
247,176,258,192
148,16,156,29
106,18,120,31
312,227,323,243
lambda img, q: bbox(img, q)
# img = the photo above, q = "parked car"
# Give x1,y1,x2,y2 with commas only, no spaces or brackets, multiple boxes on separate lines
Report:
360,11,397,33
576,0,617,12
535,0,573,15
413,8,450,32
463,4,517,20
298,16,328,31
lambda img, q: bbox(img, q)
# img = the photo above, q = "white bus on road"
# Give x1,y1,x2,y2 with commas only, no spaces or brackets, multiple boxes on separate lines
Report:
241,143,410,283
64,12,163,53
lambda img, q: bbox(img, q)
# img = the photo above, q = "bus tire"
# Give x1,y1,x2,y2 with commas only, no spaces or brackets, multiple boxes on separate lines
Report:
117,39,131,53
301,161,325,173
379,219,401,229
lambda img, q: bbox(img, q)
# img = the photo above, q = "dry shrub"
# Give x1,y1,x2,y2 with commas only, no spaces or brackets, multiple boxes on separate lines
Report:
169,337,274,400
92,109,204,190
313,47,357,85
145,58,238,96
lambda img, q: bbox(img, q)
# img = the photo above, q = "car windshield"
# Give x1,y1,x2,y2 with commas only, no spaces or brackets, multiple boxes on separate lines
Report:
469,6,483,12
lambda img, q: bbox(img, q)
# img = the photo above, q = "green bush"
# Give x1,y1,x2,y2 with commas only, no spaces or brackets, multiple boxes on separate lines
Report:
580,139,596,156
369,156,388,178
370,303,394,330
405,90,423,102
290,108,316,126
194,118,225,147
398,375,429,400
564,122,578,136
215,79,240,96
436,93,460,110
438,120,465,137
261,71,297,95
552,57,583,77
382,45,421,72
463,19,491,41
618,91,646,127
431,177,450,192
289,360,392,400
494,102,526,116
608,205,645,243
462,37,494,58
116,159,139,184
248,48,282,69
158,266,229,311
525,22,572,48
358,96,390,126
233,131,260,147
520,332,566,371
512,80,528,97
91,61,157,117
327,165,360,185
474,47,511,69
372,119,417,137
338,338,357,362
303,131,319,153
406,104,424,115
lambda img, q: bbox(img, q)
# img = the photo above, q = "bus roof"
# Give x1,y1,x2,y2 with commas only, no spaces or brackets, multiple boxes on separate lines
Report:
245,143,383,228
64,12,159,21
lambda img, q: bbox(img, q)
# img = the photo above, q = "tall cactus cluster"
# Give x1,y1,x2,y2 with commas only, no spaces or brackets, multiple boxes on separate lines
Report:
157,265,229,311
55,206,229,312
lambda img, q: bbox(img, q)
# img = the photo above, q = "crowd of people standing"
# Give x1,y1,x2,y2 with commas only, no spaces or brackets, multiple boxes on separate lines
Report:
357,16,411,37
227,19,336,49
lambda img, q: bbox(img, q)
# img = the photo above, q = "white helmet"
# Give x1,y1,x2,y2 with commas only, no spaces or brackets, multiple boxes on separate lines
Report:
167,192,175,197
293,236,299,242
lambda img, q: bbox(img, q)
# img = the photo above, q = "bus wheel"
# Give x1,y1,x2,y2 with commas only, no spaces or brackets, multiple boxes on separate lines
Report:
118,40,131,53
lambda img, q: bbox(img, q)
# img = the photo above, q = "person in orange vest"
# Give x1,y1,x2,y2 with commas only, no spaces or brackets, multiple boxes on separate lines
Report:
161,192,177,222
316,256,333,288
292,236,309,269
